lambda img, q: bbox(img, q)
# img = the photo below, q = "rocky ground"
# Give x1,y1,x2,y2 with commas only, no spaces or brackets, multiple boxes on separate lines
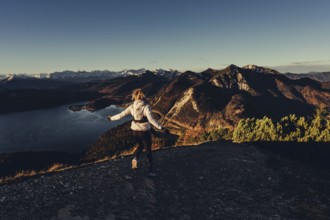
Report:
1,142,330,220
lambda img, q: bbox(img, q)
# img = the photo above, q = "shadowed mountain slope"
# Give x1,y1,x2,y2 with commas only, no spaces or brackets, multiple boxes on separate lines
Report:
74,71,171,111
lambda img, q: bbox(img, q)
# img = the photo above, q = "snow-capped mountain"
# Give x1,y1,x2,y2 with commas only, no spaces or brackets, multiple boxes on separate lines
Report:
154,69,181,79
242,64,280,74
0,74,34,80
0,68,181,81
121,68,146,76
0,75,14,85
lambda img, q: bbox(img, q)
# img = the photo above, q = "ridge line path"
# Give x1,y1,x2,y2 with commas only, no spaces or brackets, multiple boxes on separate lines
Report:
1,142,330,219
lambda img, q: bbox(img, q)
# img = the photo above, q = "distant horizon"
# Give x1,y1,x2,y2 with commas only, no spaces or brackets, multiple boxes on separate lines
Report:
1,63,330,75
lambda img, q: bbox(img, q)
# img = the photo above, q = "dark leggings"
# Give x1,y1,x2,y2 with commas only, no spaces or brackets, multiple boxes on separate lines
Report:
132,130,153,172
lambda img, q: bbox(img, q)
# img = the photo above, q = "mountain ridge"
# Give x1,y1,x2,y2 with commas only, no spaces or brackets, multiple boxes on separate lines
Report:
2,65,330,82
82,64,330,160
1,64,330,159
285,71,330,82
0,69,180,81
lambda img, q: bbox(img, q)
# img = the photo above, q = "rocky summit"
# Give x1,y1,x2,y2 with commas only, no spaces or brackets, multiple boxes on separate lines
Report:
84,65,330,161
153,64,330,130
1,142,330,220
81,64,330,133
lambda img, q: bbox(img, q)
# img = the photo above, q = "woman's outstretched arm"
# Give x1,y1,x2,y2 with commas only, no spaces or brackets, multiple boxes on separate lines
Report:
144,105,163,130
108,105,132,121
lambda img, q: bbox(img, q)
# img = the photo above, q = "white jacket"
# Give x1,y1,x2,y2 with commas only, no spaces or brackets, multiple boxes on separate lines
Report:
110,100,163,131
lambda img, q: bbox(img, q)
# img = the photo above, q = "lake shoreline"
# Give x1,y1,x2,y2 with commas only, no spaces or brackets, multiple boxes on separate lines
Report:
0,88,102,115
0,103,126,154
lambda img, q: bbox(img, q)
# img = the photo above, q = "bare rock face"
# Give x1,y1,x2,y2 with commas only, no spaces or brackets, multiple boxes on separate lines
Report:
242,64,280,75
224,94,247,126
85,65,330,160
67,65,329,136
152,65,329,133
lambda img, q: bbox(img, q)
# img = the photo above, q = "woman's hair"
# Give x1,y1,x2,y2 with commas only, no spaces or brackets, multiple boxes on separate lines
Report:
132,89,146,101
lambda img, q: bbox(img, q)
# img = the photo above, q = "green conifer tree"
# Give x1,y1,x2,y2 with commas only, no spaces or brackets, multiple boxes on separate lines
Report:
255,116,277,141
233,118,257,142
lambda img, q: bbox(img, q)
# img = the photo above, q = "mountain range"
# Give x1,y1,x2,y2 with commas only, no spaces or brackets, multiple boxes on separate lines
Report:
1,64,330,176
2,64,329,123
84,64,330,124
0,68,179,81
1,65,330,219
2,66,330,81
285,71,330,82
78,64,330,160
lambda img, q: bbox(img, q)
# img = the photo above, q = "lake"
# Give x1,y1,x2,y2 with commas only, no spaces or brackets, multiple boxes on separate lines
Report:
0,104,130,153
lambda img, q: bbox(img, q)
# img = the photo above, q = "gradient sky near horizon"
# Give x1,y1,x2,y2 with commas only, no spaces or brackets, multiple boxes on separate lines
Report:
1,0,330,74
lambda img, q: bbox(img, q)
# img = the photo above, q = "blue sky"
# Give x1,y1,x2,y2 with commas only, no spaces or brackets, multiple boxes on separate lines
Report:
0,0,330,74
